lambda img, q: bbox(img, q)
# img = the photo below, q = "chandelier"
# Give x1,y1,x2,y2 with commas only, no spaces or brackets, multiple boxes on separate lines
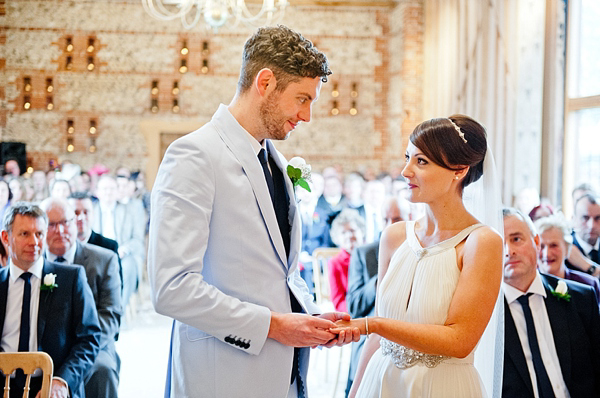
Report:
142,0,288,30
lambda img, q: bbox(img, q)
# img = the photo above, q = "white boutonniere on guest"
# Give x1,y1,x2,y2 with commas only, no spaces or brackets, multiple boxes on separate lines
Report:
40,273,58,292
287,157,312,192
550,280,571,302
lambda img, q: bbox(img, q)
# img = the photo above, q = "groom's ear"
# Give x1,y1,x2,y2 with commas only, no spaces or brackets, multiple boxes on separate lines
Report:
254,68,276,97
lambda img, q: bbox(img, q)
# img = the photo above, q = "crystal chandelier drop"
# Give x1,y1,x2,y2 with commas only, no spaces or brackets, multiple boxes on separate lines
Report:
142,0,288,31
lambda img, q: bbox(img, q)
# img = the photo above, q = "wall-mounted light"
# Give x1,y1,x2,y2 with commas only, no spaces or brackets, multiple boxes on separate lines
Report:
201,59,209,74
46,96,54,111
332,83,339,98
67,137,74,152
331,100,339,116
87,38,95,53
89,120,97,134
349,100,357,116
151,98,158,113
87,56,95,71
181,40,189,55
67,119,74,134
172,99,180,113
66,37,73,52
351,82,358,98
46,78,53,93
66,56,73,70
179,59,188,74
151,80,159,96
24,77,31,92
202,41,209,55
23,95,31,110
172,81,179,95
89,137,97,153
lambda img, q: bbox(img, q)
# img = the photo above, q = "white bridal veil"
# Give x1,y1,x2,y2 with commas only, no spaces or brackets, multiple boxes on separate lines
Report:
462,145,504,398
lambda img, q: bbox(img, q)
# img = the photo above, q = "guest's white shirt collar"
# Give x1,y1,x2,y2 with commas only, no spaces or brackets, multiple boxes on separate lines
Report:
503,271,547,304
46,242,77,264
575,232,599,255
9,256,44,282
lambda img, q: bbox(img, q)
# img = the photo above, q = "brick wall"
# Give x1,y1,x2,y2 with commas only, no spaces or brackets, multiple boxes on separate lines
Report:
0,0,424,182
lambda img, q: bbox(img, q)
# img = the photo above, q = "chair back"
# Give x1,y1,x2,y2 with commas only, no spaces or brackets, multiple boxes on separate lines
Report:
0,352,53,398
312,247,341,307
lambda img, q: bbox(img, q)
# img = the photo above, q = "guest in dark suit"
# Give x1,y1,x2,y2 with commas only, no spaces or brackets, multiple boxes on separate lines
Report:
41,198,122,398
344,196,409,396
535,214,600,305
502,207,600,398
0,203,101,398
69,192,122,292
568,193,600,276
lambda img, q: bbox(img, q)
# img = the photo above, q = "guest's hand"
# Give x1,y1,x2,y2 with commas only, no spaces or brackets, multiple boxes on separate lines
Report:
268,312,337,347
317,312,361,348
36,378,69,398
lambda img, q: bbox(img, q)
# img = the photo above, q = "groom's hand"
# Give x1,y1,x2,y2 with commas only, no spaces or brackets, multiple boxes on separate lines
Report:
317,312,361,348
268,312,338,347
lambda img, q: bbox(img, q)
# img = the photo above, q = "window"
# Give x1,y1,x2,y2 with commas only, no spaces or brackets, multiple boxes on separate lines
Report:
564,0,600,210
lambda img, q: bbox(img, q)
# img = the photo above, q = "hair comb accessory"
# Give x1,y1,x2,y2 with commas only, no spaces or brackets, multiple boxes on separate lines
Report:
448,119,467,143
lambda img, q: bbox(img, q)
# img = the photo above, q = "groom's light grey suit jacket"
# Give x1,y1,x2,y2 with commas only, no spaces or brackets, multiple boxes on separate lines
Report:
148,104,320,397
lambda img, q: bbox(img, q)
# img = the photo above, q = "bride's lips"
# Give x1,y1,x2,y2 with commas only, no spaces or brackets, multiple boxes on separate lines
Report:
407,183,417,189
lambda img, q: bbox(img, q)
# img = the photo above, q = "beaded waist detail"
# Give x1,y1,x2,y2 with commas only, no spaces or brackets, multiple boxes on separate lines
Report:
380,338,450,369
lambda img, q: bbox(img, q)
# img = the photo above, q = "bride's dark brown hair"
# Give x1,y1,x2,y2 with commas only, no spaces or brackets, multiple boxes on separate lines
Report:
409,114,487,190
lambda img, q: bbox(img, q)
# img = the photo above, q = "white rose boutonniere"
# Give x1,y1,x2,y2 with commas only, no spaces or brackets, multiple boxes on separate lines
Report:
41,273,58,292
287,157,312,192
550,280,571,302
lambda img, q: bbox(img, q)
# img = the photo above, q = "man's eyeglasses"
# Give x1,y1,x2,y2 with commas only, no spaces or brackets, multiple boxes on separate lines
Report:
48,218,74,230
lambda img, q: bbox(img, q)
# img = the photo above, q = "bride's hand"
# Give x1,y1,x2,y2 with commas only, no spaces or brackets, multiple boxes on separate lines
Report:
331,318,367,335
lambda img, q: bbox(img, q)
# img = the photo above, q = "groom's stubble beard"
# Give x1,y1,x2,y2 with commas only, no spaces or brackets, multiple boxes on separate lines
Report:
259,90,291,141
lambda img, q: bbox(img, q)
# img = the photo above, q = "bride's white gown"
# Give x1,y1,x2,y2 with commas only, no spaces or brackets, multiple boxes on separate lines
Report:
356,221,487,398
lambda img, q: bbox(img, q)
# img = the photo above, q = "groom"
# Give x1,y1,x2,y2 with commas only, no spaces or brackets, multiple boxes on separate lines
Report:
148,25,359,398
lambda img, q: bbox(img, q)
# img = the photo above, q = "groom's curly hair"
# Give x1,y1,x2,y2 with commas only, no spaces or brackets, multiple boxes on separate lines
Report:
237,25,332,93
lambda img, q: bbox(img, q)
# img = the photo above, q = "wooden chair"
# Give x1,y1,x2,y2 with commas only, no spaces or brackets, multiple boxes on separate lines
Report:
0,352,53,398
311,247,341,308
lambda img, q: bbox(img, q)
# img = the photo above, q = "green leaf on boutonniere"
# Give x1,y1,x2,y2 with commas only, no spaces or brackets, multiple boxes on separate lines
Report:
297,178,311,192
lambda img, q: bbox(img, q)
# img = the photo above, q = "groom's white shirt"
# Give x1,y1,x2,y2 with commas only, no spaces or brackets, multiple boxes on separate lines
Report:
148,104,319,397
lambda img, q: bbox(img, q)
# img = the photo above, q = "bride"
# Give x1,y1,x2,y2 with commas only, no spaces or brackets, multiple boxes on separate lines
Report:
334,115,504,398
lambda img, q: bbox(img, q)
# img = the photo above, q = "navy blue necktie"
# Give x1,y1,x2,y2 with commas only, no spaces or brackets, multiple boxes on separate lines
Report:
258,149,275,201
516,293,555,398
55,256,66,263
18,272,32,352
589,249,599,264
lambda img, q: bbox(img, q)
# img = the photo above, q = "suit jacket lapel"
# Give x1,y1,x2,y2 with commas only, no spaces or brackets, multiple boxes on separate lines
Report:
504,298,535,396
37,260,56,349
212,108,287,269
74,241,85,265
0,268,9,349
541,275,572,386
266,140,301,271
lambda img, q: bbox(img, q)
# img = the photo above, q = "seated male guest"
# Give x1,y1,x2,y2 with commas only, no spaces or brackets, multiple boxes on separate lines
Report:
69,192,122,291
40,198,122,398
0,203,101,398
535,214,600,305
93,175,145,310
569,193,600,276
327,209,365,313
502,207,600,398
